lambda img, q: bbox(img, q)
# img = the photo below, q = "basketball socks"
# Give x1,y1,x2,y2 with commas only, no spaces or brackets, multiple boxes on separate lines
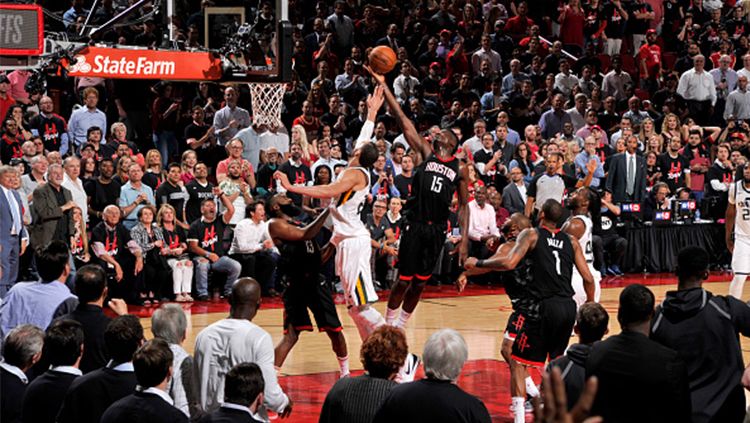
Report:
511,397,525,423
337,356,350,377
525,376,539,397
385,307,399,325
729,275,747,299
348,305,386,341
395,310,412,328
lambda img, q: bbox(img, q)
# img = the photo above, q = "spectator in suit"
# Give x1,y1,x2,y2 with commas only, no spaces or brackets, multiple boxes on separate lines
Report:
30,163,76,255
57,315,144,423
651,246,750,423
0,240,77,337
22,319,84,423
151,304,201,418
0,165,28,295
196,363,266,423
101,338,188,423
59,264,129,374
0,324,44,423
605,135,647,204
586,284,692,422
502,166,528,215
194,278,292,420
320,326,408,423
374,328,491,422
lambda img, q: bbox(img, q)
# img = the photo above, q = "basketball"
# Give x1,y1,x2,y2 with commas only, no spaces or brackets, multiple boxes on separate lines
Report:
368,46,398,74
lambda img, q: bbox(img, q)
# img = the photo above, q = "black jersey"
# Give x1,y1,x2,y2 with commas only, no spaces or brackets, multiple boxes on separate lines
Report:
526,227,575,300
503,257,538,317
404,154,460,225
279,222,321,281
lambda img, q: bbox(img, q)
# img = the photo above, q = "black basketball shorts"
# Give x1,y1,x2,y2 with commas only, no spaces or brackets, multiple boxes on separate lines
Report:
283,275,343,333
511,297,576,367
397,220,446,279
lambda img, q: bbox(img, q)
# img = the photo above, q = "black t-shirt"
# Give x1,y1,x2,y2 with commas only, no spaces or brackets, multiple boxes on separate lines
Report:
602,3,627,38
84,178,122,228
29,113,67,152
163,226,188,250
627,1,653,35
188,216,228,256
91,222,132,266
658,153,690,193
394,173,414,199
706,162,733,198
583,4,603,38
278,161,312,206
155,181,188,222
184,180,214,225
142,171,162,191
365,214,391,241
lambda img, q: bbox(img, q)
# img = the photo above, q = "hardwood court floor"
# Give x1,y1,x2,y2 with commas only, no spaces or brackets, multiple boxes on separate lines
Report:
136,273,746,422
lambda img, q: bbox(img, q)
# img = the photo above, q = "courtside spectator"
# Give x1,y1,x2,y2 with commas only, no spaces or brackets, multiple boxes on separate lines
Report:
0,324,44,423
196,363,266,423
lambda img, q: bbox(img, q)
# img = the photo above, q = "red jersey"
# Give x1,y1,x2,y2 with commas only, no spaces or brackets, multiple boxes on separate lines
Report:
639,43,661,78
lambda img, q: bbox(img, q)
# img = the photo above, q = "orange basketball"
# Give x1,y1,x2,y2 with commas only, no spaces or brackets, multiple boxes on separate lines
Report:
369,46,398,74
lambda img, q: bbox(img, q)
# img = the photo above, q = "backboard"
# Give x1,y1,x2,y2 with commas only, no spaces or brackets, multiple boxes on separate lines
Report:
204,0,293,84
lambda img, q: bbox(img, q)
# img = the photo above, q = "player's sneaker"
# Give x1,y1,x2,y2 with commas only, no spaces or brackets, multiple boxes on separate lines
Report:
396,353,420,383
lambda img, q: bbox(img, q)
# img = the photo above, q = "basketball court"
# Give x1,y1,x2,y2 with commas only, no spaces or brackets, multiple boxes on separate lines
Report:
127,272,746,422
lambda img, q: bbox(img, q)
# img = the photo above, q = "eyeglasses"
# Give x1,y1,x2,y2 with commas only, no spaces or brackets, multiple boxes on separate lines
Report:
373,205,387,209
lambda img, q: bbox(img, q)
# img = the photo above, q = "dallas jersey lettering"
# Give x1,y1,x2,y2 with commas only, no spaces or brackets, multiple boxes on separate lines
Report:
329,167,371,242
729,181,750,275
404,154,459,224
527,227,575,300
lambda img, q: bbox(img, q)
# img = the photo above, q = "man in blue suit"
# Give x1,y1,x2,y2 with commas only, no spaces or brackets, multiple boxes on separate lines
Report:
0,165,28,296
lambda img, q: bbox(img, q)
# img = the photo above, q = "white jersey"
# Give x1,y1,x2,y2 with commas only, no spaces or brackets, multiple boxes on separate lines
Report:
330,167,371,241
730,181,750,239
569,214,594,263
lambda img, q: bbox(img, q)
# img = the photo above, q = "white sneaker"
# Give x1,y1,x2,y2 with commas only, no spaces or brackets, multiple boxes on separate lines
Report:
396,353,420,383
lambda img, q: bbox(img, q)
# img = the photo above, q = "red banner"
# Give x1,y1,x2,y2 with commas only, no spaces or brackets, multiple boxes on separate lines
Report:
66,47,222,81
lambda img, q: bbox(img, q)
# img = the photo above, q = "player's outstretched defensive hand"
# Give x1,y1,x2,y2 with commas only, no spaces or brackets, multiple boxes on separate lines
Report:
363,64,386,86
367,84,385,113
274,171,291,190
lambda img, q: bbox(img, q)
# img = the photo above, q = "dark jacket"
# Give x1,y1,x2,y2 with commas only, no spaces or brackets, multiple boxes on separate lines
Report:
548,343,591,410
605,152,647,204
59,303,112,373
57,366,137,423
320,374,396,423
651,288,750,423
502,182,528,215
30,182,74,249
196,406,264,423
0,366,26,423
22,369,79,423
586,330,691,423
101,391,188,423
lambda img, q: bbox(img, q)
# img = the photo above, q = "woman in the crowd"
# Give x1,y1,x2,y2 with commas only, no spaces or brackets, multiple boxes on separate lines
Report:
291,124,316,166
645,133,663,155
305,165,333,213
5,104,32,141
558,140,577,177
157,204,193,302
645,151,662,190
112,155,132,185
508,142,535,183
180,149,197,184
70,206,90,269
319,326,408,422
218,159,253,226
638,118,661,150
661,113,683,144
130,205,167,305
144,149,166,190
80,156,98,181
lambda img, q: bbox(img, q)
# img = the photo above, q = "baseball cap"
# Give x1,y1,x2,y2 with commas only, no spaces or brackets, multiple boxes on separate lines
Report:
440,29,451,37
730,132,746,141
0,75,9,84
430,62,441,70
590,125,603,131
646,29,657,35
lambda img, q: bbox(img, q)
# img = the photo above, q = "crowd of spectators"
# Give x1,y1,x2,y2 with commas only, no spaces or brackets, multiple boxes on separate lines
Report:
1,0,749,298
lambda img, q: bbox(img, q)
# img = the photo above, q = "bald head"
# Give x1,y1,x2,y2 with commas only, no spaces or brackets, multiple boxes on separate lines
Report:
229,278,261,319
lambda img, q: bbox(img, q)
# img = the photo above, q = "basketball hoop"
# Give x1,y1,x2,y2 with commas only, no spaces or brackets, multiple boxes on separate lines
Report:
248,82,286,128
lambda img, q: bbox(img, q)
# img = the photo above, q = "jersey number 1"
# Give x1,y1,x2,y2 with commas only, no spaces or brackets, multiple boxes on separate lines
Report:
430,176,443,193
552,251,561,275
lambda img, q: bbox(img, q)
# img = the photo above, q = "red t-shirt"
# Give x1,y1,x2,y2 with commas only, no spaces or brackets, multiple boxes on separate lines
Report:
0,94,15,123
639,43,661,78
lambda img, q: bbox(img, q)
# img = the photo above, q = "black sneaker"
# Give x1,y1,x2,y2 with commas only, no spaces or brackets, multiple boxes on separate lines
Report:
196,294,209,302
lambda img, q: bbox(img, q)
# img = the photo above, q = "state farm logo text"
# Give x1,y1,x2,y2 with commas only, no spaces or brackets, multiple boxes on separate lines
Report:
70,54,176,76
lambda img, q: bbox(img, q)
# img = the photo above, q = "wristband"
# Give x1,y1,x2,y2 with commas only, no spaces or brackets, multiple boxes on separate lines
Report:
476,259,486,268
204,252,211,258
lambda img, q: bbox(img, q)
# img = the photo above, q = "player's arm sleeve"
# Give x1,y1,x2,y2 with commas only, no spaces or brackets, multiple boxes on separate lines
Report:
728,183,737,204
256,332,290,412
353,120,375,151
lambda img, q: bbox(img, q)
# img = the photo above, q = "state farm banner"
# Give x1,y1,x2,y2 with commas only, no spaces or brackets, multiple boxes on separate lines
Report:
66,47,222,81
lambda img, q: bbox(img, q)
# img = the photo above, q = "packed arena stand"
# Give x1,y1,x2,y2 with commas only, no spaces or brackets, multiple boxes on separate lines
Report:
1,0,750,421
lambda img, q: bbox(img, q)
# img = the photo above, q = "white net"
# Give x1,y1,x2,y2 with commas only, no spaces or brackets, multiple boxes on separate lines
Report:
248,82,286,128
